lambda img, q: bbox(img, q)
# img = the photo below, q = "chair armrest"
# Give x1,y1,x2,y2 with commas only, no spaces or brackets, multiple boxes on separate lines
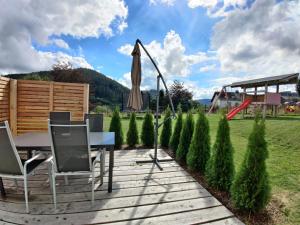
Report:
23,153,46,174
24,153,45,166
45,156,54,164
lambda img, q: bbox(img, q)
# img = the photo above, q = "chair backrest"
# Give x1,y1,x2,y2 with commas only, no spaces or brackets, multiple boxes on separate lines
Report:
0,121,23,175
84,113,103,132
48,120,92,173
50,112,71,125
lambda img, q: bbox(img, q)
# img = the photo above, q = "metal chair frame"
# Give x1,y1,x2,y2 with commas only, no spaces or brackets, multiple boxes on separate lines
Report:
85,113,106,178
47,119,103,210
0,121,46,213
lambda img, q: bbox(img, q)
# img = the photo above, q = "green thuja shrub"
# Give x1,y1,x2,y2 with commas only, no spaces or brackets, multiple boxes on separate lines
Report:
176,112,194,163
126,112,139,147
109,107,123,149
141,111,154,147
206,113,234,191
231,115,270,212
187,110,210,172
169,105,183,154
160,107,172,148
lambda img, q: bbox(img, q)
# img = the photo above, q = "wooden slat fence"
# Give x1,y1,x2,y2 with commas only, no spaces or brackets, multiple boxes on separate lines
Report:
0,77,89,135
0,76,10,123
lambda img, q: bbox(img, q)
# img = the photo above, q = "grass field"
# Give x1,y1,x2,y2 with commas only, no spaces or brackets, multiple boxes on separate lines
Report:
103,113,300,225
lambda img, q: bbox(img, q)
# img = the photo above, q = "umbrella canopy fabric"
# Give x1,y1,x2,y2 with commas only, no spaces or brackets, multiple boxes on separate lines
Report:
127,43,143,111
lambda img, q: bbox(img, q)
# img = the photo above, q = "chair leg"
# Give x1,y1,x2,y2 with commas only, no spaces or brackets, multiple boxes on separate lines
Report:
24,175,29,213
31,150,36,175
48,165,53,192
51,171,57,210
102,149,106,174
91,170,95,206
100,150,105,186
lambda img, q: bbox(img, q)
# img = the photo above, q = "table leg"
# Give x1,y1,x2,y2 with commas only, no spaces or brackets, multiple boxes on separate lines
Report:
108,147,114,193
0,178,6,197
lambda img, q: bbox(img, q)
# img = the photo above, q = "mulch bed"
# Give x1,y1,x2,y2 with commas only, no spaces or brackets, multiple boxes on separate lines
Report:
163,148,285,225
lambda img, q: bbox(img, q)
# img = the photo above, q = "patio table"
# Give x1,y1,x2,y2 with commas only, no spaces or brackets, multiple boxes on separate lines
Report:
0,132,115,197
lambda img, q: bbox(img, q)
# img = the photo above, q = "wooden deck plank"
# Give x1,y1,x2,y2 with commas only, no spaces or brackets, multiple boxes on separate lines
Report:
109,206,235,225
0,149,243,225
0,189,212,214
3,170,191,188
35,165,185,178
4,176,196,195
0,197,222,224
202,217,245,225
2,182,203,204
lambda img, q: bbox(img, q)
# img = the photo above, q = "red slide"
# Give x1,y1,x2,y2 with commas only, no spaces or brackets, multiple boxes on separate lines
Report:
226,99,252,120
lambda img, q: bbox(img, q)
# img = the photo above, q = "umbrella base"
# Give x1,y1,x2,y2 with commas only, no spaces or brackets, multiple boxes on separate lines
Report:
136,154,174,171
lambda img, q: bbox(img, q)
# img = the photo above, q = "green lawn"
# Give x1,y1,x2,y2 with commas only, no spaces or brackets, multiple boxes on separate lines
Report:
104,114,300,225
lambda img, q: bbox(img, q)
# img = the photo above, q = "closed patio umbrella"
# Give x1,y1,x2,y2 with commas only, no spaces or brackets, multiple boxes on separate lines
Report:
127,43,143,111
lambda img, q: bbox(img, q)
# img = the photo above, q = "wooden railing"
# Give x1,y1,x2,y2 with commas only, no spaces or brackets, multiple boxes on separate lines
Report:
0,76,89,135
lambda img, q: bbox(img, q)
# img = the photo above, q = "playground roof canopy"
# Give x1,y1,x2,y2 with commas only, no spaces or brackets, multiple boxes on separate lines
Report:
230,73,299,88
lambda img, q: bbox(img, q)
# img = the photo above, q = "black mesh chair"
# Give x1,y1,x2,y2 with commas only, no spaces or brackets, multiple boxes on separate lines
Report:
48,119,103,210
0,121,47,213
49,111,71,124
85,113,106,179
84,113,103,132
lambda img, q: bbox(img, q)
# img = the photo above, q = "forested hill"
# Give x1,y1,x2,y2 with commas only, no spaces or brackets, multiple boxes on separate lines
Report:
7,68,130,108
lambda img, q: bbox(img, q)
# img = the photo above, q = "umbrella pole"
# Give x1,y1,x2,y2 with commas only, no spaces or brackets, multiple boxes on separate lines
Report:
136,75,173,170
154,75,160,161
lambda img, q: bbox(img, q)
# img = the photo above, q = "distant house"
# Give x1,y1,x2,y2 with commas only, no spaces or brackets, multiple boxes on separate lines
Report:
210,91,241,109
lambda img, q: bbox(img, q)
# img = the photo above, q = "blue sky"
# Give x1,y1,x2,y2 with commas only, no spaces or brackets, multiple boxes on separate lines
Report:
45,0,220,94
1,0,299,98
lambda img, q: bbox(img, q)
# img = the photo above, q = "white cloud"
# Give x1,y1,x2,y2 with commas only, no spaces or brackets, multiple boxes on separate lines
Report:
0,0,128,74
150,0,175,6
212,0,300,76
118,44,133,56
118,21,128,33
187,0,247,17
182,80,220,99
51,39,69,49
118,30,217,98
188,0,218,9
118,72,132,88
119,30,215,78
199,64,217,72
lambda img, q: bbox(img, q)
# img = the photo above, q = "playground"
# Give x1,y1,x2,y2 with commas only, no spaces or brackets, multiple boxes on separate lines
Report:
209,73,300,120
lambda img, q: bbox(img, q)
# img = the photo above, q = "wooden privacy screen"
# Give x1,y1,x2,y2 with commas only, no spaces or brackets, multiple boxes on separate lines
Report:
0,76,10,123
0,76,89,135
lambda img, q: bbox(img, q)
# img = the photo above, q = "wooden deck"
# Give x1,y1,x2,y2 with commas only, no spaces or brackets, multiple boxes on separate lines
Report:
0,149,244,225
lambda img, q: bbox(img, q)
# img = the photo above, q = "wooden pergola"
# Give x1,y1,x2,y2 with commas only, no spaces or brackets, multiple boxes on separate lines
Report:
229,73,299,118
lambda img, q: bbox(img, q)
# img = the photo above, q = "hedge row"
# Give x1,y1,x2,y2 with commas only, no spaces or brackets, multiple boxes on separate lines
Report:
172,110,270,212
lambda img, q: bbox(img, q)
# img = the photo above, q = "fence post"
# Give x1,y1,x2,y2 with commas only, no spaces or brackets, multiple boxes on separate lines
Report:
49,81,54,112
83,84,89,116
9,79,17,135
